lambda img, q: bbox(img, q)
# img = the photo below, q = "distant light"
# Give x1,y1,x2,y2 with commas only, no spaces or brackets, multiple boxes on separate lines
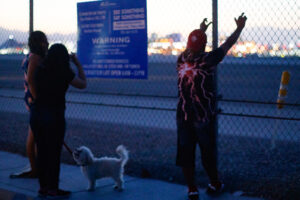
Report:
23,49,29,55
0,49,8,54
288,43,294,48
171,50,178,56
9,35,14,39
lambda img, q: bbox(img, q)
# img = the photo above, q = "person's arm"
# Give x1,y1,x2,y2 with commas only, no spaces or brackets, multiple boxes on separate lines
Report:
27,54,42,99
69,53,87,89
220,13,247,54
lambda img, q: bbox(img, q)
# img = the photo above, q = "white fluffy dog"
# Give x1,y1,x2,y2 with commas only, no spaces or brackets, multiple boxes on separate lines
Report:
73,145,129,191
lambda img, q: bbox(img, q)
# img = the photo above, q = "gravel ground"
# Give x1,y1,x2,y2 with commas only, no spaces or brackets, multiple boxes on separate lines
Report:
0,110,299,200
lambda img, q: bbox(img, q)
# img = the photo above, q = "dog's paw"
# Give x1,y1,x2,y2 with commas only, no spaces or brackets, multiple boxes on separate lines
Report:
113,185,123,192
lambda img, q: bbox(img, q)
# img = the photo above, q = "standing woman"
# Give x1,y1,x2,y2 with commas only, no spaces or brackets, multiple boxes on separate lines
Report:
10,31,48,178
30,43,86,197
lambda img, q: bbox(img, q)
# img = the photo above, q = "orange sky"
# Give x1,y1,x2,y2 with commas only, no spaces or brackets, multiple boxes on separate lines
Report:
0,0,298,39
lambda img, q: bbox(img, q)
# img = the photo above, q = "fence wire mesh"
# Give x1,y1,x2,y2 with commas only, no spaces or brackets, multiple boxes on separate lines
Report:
0,0,299,199
217,1,300,199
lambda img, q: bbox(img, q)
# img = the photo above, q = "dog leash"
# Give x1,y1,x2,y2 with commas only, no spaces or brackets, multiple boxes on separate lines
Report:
63,141,73,155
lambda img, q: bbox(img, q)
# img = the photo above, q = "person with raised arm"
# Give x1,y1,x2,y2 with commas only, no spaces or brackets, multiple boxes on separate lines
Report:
30,43,86,198
176,13,247,200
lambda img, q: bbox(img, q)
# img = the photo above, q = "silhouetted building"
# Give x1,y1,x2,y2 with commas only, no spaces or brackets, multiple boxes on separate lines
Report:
166,33,183,42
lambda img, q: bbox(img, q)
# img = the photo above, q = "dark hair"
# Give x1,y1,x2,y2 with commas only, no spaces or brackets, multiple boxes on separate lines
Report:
43,43,70,72
28,31,48,57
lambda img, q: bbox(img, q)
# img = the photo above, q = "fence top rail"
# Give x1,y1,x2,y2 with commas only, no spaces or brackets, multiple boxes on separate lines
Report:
0,94,299,121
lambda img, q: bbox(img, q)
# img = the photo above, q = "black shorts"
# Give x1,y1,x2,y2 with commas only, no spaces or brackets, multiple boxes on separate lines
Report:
176,119,217,167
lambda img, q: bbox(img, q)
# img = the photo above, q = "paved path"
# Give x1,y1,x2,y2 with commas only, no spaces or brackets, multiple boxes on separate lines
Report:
0,151,264,200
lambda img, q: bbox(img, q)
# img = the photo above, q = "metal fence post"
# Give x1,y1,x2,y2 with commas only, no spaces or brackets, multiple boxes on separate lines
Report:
212,0,219,160
212,0,218,50
29,0,33,34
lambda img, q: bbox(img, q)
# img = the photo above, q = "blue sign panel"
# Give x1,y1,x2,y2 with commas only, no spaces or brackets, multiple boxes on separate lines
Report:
77,0,148,79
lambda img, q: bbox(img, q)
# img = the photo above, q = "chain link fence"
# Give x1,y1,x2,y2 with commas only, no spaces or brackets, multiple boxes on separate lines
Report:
216,1,300,199
0,0,299,199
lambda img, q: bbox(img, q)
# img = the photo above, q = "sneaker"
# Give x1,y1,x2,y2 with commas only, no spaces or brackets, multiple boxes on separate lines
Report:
9,170,38,179
188,187,199,200
47,189,71,199
206,182,224,195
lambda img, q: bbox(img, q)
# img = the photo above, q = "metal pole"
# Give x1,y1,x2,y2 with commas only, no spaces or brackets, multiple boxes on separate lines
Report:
29,0,33,34
212,0,218,50
212,0,219,162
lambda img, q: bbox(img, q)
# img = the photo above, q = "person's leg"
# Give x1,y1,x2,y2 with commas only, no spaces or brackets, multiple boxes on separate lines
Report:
196,119,223,193
47,110,70,196
46,122,64,190
45,111,70,197
181,166,196,189
35,131,49,191
197,121,218,181
26,126,37,174
30,108,48,191
176,120,198,199
9,126,38,178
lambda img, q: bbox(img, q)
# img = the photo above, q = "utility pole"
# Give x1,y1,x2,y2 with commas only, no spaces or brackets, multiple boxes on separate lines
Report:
29,0,33,34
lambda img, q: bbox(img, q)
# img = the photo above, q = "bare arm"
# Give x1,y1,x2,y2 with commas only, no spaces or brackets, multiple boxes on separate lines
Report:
69,53,87,89
27,54,42,99
220,13,247,54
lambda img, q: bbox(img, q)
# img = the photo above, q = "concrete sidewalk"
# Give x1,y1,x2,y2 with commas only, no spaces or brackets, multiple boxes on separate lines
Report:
0,151,263,200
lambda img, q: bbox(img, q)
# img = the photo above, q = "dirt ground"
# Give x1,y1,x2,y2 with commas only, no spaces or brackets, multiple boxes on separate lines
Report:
0,111,299,200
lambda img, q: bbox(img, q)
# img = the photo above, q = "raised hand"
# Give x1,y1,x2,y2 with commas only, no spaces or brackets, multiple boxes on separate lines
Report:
235,13,247,30
200,18,212,32
70,53,80,65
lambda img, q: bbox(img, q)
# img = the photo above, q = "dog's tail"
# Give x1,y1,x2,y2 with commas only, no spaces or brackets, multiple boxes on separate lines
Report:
116,145,129,167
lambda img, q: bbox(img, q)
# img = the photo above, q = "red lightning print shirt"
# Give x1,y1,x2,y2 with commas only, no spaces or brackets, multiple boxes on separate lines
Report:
176,47,225,122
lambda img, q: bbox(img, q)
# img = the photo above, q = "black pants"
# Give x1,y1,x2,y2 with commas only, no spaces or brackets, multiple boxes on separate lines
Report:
176,119,218,181
30,105,65,190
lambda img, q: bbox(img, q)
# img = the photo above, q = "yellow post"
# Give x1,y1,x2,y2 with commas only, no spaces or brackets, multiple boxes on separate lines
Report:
276,71,290,109
271,71,291,149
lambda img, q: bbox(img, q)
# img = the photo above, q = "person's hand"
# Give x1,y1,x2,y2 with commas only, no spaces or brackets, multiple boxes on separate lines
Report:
235,13,247,30
200,18,212,32
70,53,79,65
